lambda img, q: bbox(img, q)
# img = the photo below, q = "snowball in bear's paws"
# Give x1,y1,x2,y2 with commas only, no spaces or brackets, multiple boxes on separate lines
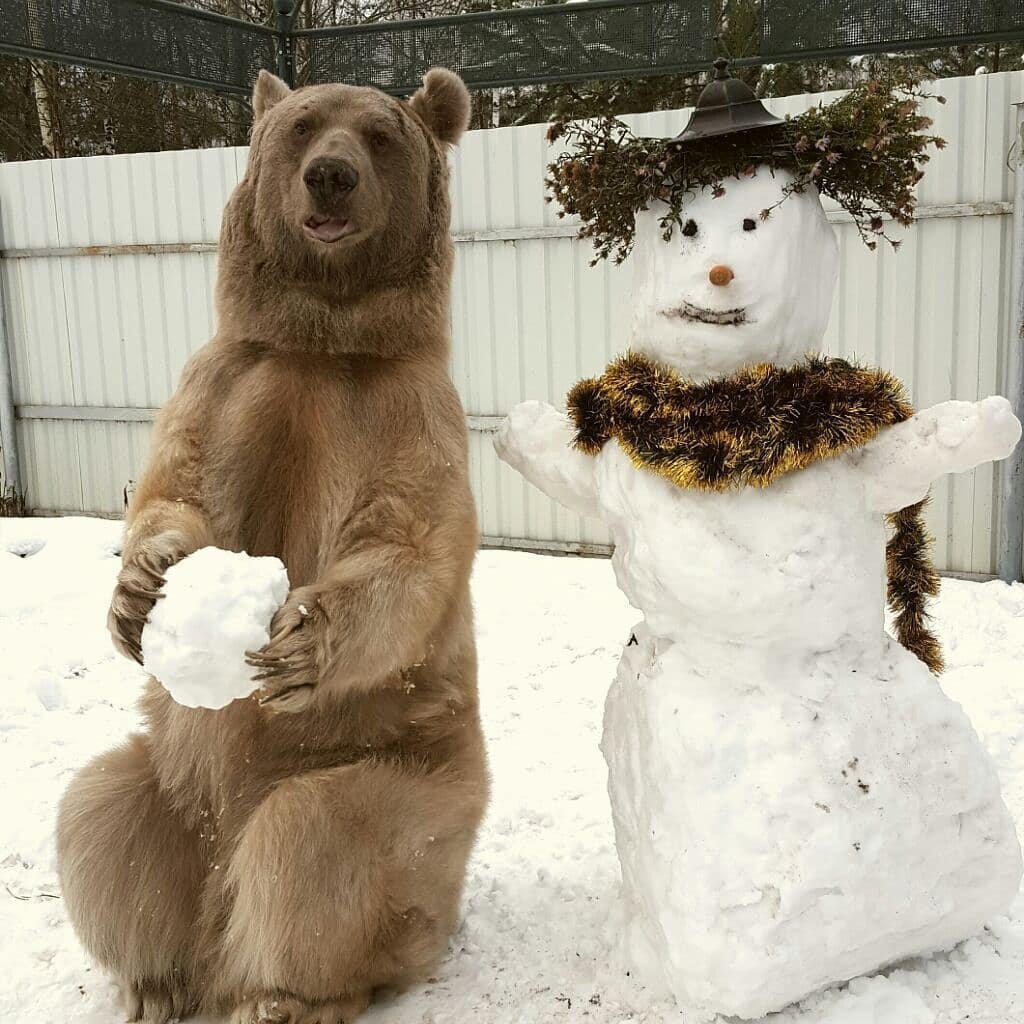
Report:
141,547,290,710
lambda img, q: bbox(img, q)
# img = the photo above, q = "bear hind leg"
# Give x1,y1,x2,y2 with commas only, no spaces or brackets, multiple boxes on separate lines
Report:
56,733,207,1022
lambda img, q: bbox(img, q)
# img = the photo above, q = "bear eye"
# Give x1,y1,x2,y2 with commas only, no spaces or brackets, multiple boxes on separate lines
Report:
370,130,390,150
294,120,308,137
682,219,698,237
743,218,757,231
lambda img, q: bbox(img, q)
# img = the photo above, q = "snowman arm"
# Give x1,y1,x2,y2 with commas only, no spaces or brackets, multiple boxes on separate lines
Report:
856,396,1022,513
493,401,602,519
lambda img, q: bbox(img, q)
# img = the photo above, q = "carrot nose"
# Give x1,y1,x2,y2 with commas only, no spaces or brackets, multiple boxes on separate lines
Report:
709,264,734,286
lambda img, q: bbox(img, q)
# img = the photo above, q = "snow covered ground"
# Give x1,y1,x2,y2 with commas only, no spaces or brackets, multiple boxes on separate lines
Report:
2,516,1023,1024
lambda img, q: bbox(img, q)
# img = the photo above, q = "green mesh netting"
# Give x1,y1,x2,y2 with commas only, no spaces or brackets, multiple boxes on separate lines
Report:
1,0,1022,95
0,0,275,93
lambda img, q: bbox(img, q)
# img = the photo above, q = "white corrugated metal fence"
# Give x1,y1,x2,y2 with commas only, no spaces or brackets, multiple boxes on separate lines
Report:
0,71,1022,575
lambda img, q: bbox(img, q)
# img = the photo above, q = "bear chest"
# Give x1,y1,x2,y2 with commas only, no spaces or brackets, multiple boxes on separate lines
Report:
202,361,376,583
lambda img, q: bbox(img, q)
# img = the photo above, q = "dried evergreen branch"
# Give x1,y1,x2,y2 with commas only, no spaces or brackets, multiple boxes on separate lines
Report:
546,75,945,264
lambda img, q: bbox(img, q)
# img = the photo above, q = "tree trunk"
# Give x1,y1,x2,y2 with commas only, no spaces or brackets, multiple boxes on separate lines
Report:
25,0,63,157
29,63,62,157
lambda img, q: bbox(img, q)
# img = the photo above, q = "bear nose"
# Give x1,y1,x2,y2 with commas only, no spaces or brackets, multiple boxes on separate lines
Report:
303,157,359,204
709,264,734,286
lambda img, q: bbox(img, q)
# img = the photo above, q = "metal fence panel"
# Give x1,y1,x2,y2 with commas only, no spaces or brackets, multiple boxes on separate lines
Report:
0,72,1021,575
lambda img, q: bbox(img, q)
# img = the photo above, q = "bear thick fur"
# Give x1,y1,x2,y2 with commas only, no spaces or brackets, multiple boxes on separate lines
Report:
56,68,488,1024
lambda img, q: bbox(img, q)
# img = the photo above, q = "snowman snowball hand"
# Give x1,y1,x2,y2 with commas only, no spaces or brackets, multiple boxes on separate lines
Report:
495,401,601,518
859,396,1022,513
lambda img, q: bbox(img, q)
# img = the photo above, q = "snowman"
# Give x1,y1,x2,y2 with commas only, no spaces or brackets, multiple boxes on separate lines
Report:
496,67,1023,1020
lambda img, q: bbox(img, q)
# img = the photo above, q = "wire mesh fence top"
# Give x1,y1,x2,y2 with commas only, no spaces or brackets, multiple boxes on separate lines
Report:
299,0,1024,94
1,0,1023,97
0,0,276,93
298,0,715,94
762,0,1024,56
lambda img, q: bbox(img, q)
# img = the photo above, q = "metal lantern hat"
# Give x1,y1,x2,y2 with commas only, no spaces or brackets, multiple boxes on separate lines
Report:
673,59,784,146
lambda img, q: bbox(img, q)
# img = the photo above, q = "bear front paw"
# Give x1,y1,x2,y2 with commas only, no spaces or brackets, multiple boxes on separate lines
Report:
108,531,191,665
246,588,325,713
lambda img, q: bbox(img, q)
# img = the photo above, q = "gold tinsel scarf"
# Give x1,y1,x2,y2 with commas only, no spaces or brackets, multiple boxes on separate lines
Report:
567,352,943,674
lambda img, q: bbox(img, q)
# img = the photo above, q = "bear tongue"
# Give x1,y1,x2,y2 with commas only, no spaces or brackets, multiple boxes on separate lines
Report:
304,214,353,243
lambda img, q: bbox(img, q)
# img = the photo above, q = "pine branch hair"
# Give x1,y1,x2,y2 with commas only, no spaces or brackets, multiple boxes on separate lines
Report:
546,75,945,264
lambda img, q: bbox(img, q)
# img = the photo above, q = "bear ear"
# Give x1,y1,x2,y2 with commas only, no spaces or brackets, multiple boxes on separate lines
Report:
253,69,291,120
408,68,471,146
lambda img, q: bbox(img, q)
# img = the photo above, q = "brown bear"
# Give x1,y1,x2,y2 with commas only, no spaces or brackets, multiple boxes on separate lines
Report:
55,68,488,1024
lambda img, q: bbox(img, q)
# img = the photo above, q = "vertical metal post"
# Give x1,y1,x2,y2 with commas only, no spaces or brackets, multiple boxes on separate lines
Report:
274,0,296,87
998,101,1024,583
0,264,22,502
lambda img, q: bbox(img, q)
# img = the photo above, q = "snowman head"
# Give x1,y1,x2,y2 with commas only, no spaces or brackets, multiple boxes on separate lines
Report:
629,167,838,379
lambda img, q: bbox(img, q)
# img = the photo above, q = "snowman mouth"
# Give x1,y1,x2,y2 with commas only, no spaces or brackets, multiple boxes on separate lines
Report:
664,301,749,326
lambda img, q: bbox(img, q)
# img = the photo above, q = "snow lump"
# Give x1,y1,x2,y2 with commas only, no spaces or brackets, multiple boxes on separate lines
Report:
141,546,289,710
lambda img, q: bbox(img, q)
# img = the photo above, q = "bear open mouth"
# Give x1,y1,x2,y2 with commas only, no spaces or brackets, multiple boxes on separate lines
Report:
303,214,357,244
662,301,749,326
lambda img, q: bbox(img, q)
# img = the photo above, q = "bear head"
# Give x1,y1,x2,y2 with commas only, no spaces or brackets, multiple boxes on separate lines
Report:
216,68,471,356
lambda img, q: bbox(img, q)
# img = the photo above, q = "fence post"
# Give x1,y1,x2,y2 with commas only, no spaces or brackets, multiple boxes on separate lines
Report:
0,256,22,502
274,0,296,87
998,101,1024,583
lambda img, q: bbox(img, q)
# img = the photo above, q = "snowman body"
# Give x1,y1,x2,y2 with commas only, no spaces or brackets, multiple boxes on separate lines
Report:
597,448,882,658
597,444,1020,1019
604,614,1020,1020
495,169,1023,1018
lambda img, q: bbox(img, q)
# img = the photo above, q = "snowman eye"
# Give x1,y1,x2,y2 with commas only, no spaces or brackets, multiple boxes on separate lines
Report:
682,219,698,237
743,218,757,231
